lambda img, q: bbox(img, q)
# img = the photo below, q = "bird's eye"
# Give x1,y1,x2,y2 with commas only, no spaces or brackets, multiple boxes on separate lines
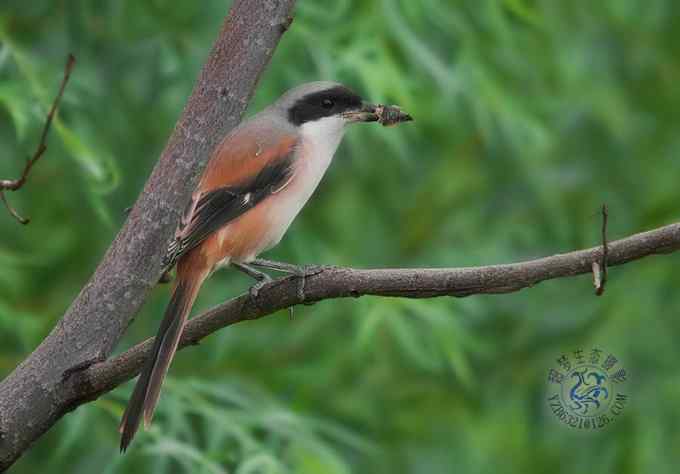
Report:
321,99,334,109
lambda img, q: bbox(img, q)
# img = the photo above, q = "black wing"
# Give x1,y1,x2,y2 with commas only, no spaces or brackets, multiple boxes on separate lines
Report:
162,153,295,268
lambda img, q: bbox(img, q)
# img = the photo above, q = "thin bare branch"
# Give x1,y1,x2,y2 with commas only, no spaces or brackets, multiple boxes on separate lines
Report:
70,221,680,403
0,53,76,224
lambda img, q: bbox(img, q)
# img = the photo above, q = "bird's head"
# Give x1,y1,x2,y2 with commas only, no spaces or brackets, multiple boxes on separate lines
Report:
276,81,412,136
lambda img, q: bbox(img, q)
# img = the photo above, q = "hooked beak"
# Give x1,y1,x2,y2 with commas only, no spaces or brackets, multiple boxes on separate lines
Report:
342,102,413,125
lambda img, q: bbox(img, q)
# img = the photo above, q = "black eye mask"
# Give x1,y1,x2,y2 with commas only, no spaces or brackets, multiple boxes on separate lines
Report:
288,86,362,125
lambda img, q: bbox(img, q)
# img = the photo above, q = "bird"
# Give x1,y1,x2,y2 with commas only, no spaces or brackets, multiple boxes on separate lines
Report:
118,81,412,451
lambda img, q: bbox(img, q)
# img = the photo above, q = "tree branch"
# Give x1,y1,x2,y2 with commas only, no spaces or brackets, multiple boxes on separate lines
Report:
0,54,75,224
0,0,296,469
2,0,677,467
68,221,680,405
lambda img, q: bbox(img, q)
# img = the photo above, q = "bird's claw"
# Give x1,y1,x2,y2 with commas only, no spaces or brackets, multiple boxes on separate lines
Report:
247,259,331,307
290,264,327,303
248,276,272,299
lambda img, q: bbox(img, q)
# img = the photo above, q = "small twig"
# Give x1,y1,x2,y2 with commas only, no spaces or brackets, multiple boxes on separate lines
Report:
591,261,602,293
0,53,76,224
0,191,29,224
593,204,609,295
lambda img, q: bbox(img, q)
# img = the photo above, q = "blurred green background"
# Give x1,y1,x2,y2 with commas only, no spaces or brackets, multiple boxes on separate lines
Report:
1,1,679,473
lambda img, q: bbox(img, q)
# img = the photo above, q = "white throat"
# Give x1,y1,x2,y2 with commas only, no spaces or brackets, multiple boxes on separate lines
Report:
295,115,346,202
299,115,347,162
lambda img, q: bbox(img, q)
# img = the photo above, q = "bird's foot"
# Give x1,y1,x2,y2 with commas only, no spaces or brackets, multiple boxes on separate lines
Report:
232,262,274,299
248,273,273,299
250,259,327,303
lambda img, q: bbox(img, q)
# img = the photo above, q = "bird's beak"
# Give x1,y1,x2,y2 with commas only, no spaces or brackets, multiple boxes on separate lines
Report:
343,102,381,123
342,102,413,125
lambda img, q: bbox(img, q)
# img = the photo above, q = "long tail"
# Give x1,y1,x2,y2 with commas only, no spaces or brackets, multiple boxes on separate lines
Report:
119,266,206,452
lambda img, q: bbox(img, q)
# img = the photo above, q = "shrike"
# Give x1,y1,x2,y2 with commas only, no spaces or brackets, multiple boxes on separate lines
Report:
119,81,412,450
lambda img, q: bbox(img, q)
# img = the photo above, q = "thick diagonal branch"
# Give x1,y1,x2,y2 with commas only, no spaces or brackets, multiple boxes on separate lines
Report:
0,0,297,470
70,221,680,403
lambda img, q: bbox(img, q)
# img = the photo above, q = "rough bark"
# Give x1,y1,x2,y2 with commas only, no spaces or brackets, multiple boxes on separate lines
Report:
68,221,680,407
0,0,296,470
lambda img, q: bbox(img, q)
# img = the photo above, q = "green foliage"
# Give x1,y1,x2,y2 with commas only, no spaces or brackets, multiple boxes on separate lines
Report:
1,0,680,472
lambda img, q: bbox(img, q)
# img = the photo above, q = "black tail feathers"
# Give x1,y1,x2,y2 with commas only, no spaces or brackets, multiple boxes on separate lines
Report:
119,279,196,452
